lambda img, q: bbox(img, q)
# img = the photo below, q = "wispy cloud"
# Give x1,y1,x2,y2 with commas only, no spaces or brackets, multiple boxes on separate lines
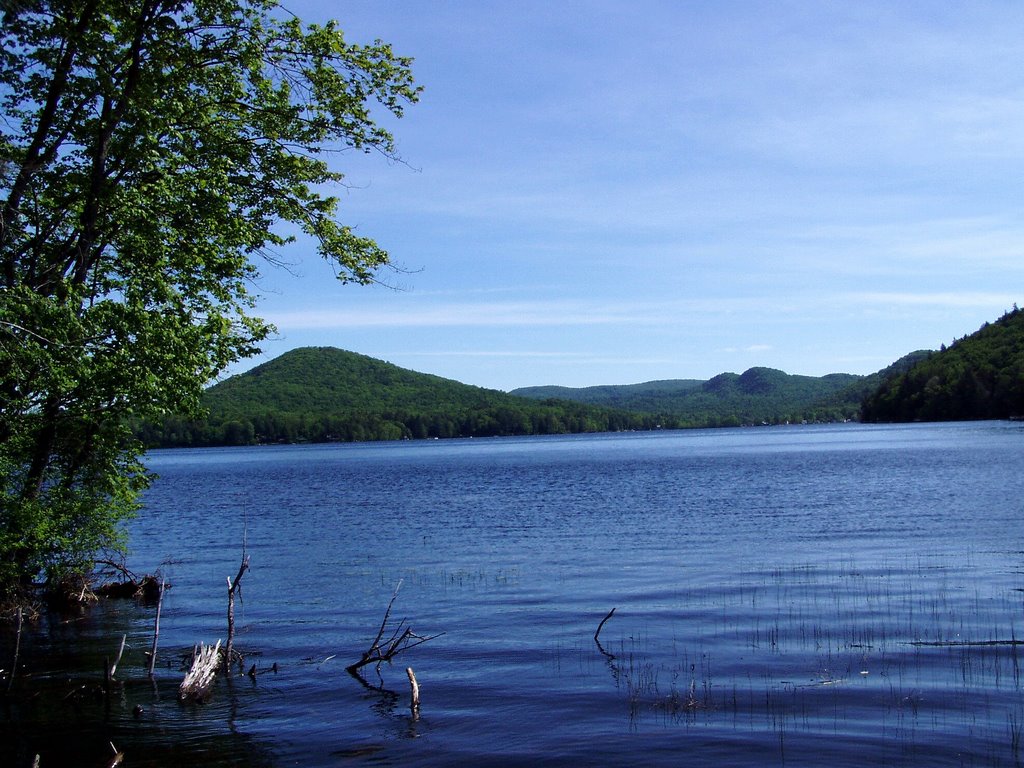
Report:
849,291,1017,309
401,350,678,365
267,300,646,329
720,345,775,354
404,350,596,358
268,290,1018,332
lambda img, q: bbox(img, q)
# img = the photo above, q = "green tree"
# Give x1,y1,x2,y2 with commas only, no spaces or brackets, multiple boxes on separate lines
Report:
0,0,419,594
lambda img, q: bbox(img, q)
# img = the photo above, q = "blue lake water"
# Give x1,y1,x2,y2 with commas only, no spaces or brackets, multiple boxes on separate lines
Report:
4,421,1024,766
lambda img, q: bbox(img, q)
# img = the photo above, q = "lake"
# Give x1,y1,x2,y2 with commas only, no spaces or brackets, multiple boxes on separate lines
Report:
3,421,1024,766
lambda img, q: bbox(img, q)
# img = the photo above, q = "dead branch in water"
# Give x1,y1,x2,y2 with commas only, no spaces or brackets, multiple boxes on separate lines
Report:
346,581,443,676
7,606,22,692
406,666,420,718
108,634,127,680
147,578,166,678
594,607,617,659
94,557,163,602
179,640,222,703
94,558,140,585
225,552,250,671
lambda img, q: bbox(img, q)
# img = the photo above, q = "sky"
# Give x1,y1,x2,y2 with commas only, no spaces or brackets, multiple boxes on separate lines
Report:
240,0,1024,391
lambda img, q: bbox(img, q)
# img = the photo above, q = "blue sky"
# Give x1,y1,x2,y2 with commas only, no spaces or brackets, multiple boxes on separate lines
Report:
244,1,1024,391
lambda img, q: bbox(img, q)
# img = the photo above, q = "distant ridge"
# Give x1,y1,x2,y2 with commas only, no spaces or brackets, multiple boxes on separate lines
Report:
511,378,704,408
140,335,1003,448
142,347,659,446
513,366,872,426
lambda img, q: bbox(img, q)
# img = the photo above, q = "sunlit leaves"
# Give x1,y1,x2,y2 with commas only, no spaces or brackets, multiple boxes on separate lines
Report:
0,0,418,591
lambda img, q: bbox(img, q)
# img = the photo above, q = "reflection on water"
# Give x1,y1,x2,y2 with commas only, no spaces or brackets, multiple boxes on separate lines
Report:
2,422,1024,766
0,601,276,767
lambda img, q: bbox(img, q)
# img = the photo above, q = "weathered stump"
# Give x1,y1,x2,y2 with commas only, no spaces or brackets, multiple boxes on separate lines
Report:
179,640,222,703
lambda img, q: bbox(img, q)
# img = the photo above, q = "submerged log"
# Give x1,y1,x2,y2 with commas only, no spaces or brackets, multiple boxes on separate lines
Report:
179,640,222,703
95,574,164,602
94,581,137,599
46,573,97,607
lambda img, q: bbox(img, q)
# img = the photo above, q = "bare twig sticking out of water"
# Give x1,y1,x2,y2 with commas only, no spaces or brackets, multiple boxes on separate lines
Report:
7,606,22,693
147,578,166,677
226,552,250,671
109,634,127,679
407,666,420,719
594,607,617,659
346,581,444,676
105,633,129,699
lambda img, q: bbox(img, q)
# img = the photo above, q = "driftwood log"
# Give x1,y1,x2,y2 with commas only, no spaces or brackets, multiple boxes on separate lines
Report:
95,574,162,602
94,559,163,602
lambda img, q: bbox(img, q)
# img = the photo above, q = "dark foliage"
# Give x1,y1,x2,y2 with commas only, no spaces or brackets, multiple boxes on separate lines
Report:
862,307,1024,423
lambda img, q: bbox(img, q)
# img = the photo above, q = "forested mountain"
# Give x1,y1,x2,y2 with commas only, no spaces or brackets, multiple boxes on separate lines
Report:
514,367,872,426
140,347,659,446
862,307,1024,422
140,340,969,449
512,379,704,409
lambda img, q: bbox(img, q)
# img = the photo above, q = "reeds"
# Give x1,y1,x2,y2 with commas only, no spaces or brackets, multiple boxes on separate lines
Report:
592,557,1024,761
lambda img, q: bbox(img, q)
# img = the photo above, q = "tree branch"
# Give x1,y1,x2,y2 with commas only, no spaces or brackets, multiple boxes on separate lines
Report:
346,581,443,675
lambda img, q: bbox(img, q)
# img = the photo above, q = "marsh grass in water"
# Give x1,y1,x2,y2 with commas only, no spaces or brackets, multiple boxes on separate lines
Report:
574,557,1024,765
